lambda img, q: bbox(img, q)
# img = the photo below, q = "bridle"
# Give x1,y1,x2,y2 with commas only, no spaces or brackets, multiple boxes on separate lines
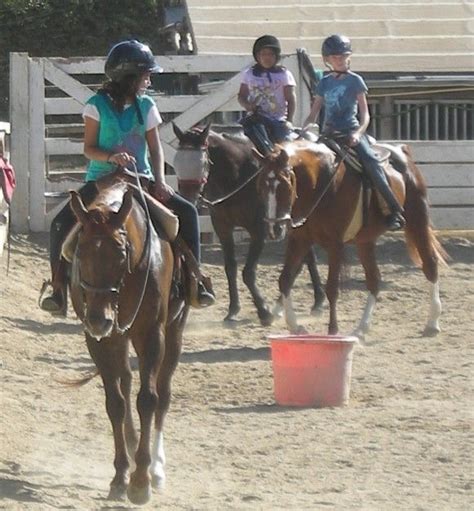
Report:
259,165,296,225
260,155,344,229
76,164,153,336
175,142,261,208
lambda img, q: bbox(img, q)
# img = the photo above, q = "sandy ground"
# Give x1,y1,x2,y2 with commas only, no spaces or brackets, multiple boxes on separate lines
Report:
0,231,473,510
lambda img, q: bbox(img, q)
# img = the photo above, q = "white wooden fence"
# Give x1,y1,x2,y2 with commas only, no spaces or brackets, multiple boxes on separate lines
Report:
8,53,474,234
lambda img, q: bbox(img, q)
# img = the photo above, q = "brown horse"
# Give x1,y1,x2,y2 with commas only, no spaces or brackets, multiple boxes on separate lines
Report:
67,176,188,504
172,123,325,325
255,141,447,338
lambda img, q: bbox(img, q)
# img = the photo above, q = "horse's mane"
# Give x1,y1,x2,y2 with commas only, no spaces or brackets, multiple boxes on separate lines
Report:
221,132,249,145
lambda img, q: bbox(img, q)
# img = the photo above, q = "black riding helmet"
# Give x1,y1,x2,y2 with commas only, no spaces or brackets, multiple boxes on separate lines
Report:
105,40,163,81
252,35,282,61
321,35,352,56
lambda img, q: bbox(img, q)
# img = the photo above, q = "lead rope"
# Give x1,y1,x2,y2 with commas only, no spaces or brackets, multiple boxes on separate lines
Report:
115,163,153,334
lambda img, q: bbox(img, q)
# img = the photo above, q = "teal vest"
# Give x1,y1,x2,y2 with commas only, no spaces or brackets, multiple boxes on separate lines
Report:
85,93,155,182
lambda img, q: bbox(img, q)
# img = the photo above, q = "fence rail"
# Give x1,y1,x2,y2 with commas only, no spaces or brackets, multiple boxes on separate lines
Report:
8,52,474,234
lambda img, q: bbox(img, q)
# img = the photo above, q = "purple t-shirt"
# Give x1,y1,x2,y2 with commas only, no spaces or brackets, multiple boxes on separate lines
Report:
241,66,296,121
316,71,368,133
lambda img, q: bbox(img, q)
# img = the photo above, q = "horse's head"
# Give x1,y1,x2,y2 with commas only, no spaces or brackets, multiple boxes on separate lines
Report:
173,122,211,205
70,189,134,341
254,146,297,241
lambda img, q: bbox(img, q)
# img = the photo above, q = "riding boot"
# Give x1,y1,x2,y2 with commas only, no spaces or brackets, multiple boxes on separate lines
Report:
40,258,68,316
364,161,405,231
243,122,274,156
174,236,216,308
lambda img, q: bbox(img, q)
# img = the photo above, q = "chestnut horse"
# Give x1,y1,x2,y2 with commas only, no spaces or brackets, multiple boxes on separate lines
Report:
68,176,188,504
255,141,447,338
172,123,325,325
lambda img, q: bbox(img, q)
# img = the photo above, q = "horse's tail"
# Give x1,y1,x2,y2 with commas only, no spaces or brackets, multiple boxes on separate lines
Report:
401,144,449,268
54,369,99,388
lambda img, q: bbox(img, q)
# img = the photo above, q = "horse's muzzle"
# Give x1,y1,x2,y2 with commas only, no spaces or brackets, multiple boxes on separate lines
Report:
84,310,115,341
264,215,290,241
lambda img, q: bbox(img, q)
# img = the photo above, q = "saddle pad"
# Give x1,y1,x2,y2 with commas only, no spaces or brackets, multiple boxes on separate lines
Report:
343,186,364,242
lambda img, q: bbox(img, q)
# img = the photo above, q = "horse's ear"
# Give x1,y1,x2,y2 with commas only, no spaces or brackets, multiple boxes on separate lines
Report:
278,148,290,166
111,189,134,229
200,122,211,141
172,122,184,141
251,147,265,162
70,190,89,225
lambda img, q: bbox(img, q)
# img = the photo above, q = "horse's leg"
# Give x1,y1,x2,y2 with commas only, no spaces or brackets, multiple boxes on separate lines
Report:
219,233,241,322
151,303,187,490
121,345,138,459
86,335,130,501
243,234,273,326
127,324,163,505
404,188,443,336
353,241,380,340
326,242,344,335
304,246,325,315
279,237,312,334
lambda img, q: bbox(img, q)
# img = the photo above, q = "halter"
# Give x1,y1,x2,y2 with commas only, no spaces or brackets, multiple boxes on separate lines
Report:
174,142,261,207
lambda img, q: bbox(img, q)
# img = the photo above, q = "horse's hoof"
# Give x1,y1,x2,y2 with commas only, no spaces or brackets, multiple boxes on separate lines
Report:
151,472,166,491
224,313,239,323
259,309,274,327
107,484,127,501
422,326,440,337
127,482,152,505
352,331,366,345
289,325,308,335
310,305,324,317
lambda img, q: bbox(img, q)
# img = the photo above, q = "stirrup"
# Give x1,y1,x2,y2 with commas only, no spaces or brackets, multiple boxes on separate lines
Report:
197,281,216,308
386,213,405,231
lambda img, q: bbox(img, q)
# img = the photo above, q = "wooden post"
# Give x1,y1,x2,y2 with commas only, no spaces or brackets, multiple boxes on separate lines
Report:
9,53,30,233
29,58,46,232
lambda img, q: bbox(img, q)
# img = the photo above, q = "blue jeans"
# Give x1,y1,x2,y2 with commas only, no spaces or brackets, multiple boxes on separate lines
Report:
353,135,402,214
241,113,291,155
165,192,201,263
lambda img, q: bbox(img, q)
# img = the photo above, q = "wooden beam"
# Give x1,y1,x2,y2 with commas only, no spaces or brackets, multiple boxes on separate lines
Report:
29,58,47,232
160,72,243,143
43,58,95,104
9,53,30,233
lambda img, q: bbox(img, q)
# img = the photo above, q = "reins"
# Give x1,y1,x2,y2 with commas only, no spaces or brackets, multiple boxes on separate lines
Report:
289,144,351,228
200,167,262,207
114,163,153,334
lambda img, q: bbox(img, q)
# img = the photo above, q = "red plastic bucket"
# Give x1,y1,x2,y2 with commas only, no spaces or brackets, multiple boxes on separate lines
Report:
269,334,358,407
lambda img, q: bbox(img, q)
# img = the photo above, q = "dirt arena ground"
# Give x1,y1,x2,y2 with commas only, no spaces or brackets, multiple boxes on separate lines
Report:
1,232,473,510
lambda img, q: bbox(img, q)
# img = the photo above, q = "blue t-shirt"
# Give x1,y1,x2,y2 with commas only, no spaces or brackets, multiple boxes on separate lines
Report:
315,71,368,134
85,93,156,182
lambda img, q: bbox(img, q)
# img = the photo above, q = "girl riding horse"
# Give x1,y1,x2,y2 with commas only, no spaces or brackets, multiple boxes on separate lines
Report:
40,40,214,315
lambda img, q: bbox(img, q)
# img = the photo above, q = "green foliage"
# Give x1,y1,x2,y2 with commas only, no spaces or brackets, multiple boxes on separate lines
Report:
0,0,165,119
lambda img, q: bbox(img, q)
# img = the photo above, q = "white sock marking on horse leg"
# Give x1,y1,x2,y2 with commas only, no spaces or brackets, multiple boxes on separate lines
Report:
283,294,300,333
150,431,166,487
426,280,441,332
353,293,377,338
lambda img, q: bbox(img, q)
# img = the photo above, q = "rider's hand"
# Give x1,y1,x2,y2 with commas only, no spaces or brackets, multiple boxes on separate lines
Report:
348,131,362,147
108,152,136,167
151,181,174,202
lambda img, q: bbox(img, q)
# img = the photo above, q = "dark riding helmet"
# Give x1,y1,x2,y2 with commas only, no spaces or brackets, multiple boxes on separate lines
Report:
252,35,282,60
321,35,353,56
105,40,163,81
